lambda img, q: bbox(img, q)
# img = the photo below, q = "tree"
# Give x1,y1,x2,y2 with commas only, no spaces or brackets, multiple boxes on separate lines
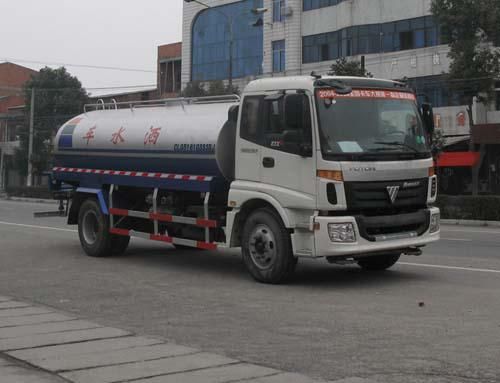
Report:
328,57,373,78
15,67,88,180
207,80,240,96
182,81,207,97
431,0,500,194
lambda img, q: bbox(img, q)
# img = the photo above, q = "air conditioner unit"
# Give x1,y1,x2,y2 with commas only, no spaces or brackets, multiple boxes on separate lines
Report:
282,6,293,17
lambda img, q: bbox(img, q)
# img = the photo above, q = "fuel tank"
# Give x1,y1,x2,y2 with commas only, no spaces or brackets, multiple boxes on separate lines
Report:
54,99,239,180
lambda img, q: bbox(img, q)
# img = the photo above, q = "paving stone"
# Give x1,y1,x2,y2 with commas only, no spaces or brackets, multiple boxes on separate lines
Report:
0,307,53,318
242,372,324,383
328,378,376,383
36,342,198,372
8,336,161,361
0,320,101,339
0,327,129,351
0,301,31,309
0,365,66,383
0,357,14,366
133,363,280,383
61,352,236,383
0,313,76,328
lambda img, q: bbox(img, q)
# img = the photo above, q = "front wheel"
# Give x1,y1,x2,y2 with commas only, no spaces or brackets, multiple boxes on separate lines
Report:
242,208,297,284
357,253,401,271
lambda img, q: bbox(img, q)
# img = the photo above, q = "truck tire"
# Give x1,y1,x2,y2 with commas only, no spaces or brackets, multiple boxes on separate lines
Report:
242,208,297,284
357,253,401,271
78,198,129,257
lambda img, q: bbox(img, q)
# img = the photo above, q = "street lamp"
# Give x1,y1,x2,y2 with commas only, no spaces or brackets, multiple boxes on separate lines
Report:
184,0,267,88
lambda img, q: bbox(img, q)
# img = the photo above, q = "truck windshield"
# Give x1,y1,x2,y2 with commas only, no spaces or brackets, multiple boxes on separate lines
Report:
315,89,431,160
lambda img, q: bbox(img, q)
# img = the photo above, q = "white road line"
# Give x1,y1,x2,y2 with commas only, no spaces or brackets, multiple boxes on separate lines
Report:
0,221,77,233
441,227,500,234
441,238,473,242
399,262,500,274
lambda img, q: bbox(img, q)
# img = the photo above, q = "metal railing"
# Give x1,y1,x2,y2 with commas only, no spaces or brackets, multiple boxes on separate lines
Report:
83,94,240,113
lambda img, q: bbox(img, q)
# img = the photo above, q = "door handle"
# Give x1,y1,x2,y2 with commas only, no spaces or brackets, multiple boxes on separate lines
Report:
262,157,275,168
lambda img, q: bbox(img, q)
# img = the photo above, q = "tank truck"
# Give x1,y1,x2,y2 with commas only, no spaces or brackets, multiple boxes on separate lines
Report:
44,75,440,283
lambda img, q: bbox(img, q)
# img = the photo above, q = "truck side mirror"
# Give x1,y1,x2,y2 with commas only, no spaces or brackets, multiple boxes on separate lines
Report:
420,103,435,136
228,105,239,124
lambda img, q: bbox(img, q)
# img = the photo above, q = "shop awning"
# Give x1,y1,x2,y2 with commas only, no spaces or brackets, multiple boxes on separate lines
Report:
436,152,481,167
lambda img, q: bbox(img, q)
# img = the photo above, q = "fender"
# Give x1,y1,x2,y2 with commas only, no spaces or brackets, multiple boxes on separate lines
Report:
228,188,293,228
76,187,108,215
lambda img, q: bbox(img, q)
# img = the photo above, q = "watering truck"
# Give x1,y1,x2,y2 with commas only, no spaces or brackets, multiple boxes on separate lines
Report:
47,75,440,283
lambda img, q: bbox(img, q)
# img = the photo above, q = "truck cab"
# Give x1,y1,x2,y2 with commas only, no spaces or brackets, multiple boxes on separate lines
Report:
226,75,439,282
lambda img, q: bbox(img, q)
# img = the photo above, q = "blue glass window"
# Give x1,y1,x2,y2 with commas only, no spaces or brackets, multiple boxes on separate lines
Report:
303,0,345,11
273,0,284,22
302,16,443,64
191,0,263,82
272,40,286,72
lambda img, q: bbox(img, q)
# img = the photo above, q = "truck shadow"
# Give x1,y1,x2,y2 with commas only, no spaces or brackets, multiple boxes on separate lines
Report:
121,244,432,289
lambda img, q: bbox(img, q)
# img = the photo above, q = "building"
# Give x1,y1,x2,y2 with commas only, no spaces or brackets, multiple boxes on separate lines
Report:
90,42,182,106
182,0,500,193
0,62,37,190
158,42,182,98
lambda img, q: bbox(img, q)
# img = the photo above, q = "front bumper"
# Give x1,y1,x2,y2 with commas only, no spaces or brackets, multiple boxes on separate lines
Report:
314,207,440,257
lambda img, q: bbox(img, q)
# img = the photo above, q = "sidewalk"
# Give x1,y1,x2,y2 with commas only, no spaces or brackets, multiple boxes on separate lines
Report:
0,354,66,383
0,295,373,383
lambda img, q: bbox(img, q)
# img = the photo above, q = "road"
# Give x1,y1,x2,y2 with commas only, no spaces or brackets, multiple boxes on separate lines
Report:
0,199,499,383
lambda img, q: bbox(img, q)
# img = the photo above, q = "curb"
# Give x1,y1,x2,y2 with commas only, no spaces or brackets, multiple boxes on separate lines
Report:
1,197,57,204
441,219,500,228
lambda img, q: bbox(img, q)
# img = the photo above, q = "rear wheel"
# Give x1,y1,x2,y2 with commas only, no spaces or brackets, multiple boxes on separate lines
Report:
78,198,129,257
242,208,297,284
357,253,401,271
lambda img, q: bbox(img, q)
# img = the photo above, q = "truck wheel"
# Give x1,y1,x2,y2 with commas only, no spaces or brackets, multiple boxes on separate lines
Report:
78,198,128,257
242,208,297,284
357,253,401,271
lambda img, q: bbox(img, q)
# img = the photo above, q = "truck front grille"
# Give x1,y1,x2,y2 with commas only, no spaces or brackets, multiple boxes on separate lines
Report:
344,178,428,213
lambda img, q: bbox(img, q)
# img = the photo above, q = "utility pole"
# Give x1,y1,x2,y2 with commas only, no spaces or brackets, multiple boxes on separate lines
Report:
27,88,35,187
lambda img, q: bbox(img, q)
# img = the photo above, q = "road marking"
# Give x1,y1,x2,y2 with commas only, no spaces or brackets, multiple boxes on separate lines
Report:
442,227,500,234
0,221,76,233
399,262,500,274
441,237,473,242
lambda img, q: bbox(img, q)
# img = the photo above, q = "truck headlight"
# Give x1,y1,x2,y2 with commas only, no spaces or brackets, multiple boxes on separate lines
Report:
328,223,356,243
429,213,440,233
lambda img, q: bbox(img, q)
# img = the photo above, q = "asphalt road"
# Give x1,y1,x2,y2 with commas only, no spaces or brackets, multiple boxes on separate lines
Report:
1,199,499,383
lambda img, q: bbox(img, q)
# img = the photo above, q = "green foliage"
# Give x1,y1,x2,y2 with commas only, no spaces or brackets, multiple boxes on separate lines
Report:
436,195,500,220
182,81,207,97
431,0,500,106
327,57,373,78
183,80,240,97
15,67,88,176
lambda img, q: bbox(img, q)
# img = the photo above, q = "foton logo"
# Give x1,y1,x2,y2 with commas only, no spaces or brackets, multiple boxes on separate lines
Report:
386,186,400,204
349,167,376,172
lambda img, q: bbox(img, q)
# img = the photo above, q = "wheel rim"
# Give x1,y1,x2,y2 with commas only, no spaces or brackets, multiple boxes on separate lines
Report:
82,210,99,245
248,224,277,270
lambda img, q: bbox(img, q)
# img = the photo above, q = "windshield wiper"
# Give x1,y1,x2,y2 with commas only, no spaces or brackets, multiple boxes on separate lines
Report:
372,141,420,153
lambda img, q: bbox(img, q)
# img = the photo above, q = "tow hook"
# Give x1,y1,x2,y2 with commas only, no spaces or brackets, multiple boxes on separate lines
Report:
403,247,422,256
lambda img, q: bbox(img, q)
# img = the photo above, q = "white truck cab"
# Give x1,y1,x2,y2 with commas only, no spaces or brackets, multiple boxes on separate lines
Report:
225,75,439,282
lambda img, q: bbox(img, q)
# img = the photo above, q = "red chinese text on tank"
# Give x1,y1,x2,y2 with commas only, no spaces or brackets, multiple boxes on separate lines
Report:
144,126,162,145
111,127,126,145
82,126,96,145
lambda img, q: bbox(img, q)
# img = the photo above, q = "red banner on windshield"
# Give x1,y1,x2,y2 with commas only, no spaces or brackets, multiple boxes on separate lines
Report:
318,89,416,101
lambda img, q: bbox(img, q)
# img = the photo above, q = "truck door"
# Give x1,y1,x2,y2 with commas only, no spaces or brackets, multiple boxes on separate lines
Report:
235,95,264,183
259,92,316,196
